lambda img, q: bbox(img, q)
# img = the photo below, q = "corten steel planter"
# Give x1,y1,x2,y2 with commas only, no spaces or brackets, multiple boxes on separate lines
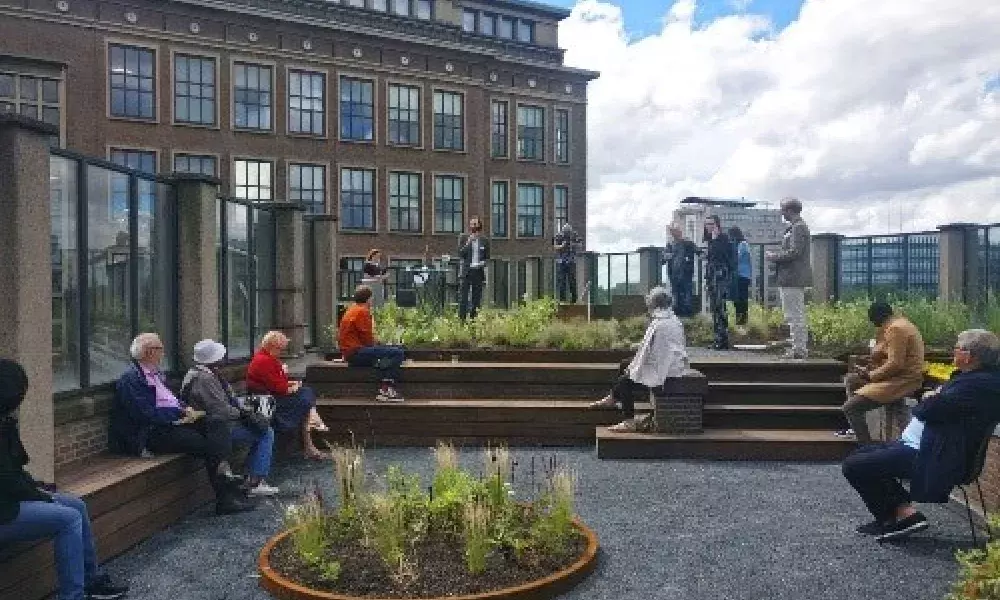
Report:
258,520,600,600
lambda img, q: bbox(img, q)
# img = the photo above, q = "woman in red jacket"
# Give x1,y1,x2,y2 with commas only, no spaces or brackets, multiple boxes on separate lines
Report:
246,331,328,460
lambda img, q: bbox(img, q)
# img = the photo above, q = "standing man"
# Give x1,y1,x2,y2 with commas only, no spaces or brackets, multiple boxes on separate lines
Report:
664,224,698,317
458,216,490,321
703,215,736,350
766,197,812,359
553,223,581,304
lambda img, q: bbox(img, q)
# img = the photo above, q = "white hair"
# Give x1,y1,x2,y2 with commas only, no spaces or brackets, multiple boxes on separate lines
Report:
260,330,288,350
130,333,162,360
956,329,1000,368
646,286,673,311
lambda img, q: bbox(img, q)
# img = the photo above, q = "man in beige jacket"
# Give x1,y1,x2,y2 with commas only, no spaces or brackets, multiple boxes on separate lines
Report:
837,301,926,443
765,197,812,359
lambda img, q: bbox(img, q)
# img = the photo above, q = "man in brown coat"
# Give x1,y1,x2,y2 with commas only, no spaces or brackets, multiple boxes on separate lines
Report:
837,301,925,443
765,197,812,359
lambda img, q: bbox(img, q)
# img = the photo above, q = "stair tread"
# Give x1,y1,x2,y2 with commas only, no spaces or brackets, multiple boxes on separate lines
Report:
596,427,853,443
704,404,843,412
313,358,845,369
318,398,647,409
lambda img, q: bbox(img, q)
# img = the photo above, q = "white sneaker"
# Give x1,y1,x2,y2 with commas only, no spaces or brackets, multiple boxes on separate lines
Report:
376,388,405,402
248,481,280,497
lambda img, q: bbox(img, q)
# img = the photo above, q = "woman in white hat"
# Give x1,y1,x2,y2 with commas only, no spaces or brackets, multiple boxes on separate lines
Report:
182,339,279,497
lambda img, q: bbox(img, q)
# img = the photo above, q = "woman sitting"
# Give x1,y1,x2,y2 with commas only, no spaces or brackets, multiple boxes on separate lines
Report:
182,340,279,497
1,359,130,600
246,331,328,460
589,287,690,431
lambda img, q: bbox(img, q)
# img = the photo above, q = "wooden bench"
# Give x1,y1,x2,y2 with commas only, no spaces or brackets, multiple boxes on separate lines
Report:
0,453,213,600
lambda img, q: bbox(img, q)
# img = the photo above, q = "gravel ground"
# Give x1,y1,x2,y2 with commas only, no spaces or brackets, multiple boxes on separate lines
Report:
106,448,973,600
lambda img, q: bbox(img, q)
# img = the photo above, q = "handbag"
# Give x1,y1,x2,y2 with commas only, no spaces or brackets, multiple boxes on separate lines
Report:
236,394,275,434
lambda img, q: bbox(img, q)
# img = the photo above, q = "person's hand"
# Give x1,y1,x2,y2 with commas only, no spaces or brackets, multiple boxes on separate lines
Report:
281,363,289,374
288,380,302,394
853,365,870,380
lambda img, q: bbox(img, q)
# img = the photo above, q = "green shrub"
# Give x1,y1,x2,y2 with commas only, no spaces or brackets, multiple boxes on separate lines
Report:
946,514,1000,599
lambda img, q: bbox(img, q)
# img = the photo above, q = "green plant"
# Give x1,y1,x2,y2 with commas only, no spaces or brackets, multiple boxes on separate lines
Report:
531,467,577,557
366,493,410,580
463,499,493,575
330,442,365,510
946,514,1000,599
284,493,341,582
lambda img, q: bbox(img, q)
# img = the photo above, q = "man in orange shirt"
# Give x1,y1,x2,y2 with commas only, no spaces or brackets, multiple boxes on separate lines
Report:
338,285,406,402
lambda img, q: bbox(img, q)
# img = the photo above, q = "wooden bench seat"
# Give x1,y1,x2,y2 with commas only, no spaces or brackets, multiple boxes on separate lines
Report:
0,453,213,600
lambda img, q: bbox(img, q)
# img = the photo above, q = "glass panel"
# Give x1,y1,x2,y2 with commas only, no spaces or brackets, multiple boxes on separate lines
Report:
253,209,276,343
86,165,131,385
50,156,80,392
415,0,431,19
226,202,253,358
137,179,175,371
0,74,14,98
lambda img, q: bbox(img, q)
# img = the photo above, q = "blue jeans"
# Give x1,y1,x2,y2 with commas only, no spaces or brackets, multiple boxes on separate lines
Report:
0,492,101,600
347,345,405,383
230,425,274,478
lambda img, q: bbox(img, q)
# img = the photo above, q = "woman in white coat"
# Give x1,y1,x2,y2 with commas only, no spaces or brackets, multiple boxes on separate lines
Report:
589,287,689,432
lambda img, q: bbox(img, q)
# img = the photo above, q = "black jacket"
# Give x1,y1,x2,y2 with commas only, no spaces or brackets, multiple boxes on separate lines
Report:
909,367,1000,502
665,239,697,282
0,415,51,525
705,233,736,275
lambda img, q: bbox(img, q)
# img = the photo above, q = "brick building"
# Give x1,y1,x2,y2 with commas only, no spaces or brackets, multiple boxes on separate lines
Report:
0,0,598,272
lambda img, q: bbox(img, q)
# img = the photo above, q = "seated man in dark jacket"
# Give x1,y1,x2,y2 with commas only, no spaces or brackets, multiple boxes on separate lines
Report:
842,329,1000,541
108,333,254,515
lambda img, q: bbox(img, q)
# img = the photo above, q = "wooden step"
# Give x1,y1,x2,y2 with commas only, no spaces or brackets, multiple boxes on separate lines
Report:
596,428,856,461
703,404,848,430
705,382,845,406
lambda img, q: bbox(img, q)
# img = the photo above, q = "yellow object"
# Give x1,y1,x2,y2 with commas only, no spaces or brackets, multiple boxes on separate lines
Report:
924,362,957,382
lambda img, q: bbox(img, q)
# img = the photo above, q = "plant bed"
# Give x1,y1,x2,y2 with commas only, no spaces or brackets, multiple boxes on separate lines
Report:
258,444,598,600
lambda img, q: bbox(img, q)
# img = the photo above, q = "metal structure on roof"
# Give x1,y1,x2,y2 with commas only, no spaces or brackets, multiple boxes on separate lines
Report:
680,196,758,208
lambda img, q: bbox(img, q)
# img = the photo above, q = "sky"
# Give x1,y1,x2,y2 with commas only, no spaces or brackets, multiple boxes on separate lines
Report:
551,0,1000,251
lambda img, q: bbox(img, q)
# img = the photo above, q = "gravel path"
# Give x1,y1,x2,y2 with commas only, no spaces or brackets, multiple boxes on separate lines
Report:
107,448,972,600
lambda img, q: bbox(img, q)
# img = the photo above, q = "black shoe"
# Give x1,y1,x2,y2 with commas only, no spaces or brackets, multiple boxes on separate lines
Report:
86,574,129,600
875,512,929,542
855,519,890,536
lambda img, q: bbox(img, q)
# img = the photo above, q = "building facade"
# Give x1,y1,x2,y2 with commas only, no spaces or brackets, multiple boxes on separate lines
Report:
0,0,597,275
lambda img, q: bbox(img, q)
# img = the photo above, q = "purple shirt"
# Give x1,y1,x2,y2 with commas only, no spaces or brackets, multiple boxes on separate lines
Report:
141,365,181,409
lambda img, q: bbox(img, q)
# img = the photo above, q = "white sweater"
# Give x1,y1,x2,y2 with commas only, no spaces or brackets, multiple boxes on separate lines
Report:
626,309,689,388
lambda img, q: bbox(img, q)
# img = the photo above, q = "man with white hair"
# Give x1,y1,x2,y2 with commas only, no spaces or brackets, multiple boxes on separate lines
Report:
553,222,581,304
842,329,1000,541
765,197,812,359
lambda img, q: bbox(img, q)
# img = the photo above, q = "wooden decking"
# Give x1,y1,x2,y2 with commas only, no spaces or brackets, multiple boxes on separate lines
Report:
595,428,856,461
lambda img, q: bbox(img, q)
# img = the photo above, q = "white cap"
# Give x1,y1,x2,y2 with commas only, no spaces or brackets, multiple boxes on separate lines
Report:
193,339,227,365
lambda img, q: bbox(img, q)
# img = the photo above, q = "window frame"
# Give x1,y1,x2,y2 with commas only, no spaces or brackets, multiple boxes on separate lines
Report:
554,106,570,164
338,74,376,143
287,161,329,215
387,170,424,234
231,157,275,201
515,181,545,239
106,41,158,122
0,69,63,133
432,173,466,235
286,67,327,138
338,165,378,232
516,103,546,162
171,151,219,177
171,51,219,128
231,59,275,133
490,178,510,239
490,98,510,159
432,88,465,152
386,80,423,148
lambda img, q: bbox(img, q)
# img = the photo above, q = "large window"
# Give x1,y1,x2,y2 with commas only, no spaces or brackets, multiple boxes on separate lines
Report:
415,0,432,19
233,159,273,200
433,90,464,151
233,62,272,130
491,100,508,158
173,153,217,176
109,44,156,120
388,83,420,146
480,13,496,35
498,16,514,39
288,70,325,136
0,72,60,126
491,181,508,238
555,108,570,163
340,167,375,230
462,9,476,32
340,76,374,141
517,105,545,161
554,186,569,232
516,183,543,238
434,175,464,234
389,172,422,233
289,164,326,214
517,19,535,43
174,54,216,126
109,149,156,223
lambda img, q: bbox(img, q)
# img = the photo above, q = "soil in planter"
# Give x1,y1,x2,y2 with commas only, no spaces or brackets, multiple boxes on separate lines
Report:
269,530,588,599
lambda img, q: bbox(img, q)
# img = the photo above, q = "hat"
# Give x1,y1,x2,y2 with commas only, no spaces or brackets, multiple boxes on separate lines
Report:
0,359,29,414
193,340,227,365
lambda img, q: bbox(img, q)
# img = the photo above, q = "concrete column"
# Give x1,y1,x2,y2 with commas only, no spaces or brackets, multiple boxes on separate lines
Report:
810,233,841,303
0,115,58,481
577,250,597,305
637,246,662,294
938,224,974,303
541,256,555,298
309,216,338,349
523,258,539,301
172,173,221,366
273,206,306,356
484,259,495,308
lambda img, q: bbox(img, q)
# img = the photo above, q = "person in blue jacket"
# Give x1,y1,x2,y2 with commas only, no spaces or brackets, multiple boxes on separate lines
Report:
842,329,1000,541
728,227,752,327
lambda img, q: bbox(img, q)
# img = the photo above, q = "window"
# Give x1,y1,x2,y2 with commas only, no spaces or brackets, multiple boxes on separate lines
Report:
554,186,569,232
109,149,156,219
0,72,60,126
109,44,156,120
491,100,508,158
233,62,272,130
433,90,463,151
233,159,273,200
289,164,326,214
348,0,364,6
372,0,387,10
389,172,421,232
340,76,374,141
517,19,534,43
480,13,495,35
434,175,464,234
516,183,543,237
392,0,409,16
288,70,325,135
173,154,217,176
498,16,513,39
388,84,420,145
491,181,508,237
340,167,375,230
339,257,365,299
555,108,570,163
517,105,545,161
415,0,432,19
174,55,215,126
462,9,476,32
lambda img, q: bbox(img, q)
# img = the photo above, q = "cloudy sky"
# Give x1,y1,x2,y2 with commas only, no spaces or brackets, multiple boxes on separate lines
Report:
545,0,1000,251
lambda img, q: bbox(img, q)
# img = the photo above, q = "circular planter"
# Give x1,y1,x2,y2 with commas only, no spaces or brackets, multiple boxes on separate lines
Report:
258,520,599,600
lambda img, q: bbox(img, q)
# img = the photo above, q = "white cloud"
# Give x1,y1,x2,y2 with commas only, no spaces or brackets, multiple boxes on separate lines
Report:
561,0,1000,251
